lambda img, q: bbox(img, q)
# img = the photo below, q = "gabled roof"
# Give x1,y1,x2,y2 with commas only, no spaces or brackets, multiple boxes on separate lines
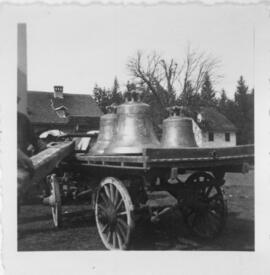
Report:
27,91,102,125
192,107,237,132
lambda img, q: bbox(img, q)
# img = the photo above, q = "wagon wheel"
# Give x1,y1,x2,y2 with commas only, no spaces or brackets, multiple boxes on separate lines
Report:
95,177,135,250
181,172,227,238
44,174,62,228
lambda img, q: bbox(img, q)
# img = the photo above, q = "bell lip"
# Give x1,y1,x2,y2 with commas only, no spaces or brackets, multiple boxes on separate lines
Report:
89,146,108,155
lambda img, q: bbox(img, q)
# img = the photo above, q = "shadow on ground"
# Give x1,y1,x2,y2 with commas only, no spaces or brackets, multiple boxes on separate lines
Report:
18,172,254,251
18,205,254,251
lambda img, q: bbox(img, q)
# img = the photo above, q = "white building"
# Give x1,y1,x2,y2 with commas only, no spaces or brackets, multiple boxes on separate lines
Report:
192,107,237,147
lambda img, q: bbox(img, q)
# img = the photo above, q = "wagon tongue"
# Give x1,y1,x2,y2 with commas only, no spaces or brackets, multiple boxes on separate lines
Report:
43,194,56,206
146,190,178,209
145,191,178,223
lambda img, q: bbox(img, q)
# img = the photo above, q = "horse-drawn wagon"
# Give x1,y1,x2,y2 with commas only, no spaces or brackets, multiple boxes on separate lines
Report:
21,90,254,250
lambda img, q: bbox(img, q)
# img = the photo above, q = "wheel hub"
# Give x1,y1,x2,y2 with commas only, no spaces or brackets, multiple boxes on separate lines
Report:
98,202,117,228
106,207,117,227
191,199,210,212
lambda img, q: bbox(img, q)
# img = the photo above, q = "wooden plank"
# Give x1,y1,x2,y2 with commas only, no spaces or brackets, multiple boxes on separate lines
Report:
146,157,251,170
75,145,254,172
147,154,253,163
78,163,146,170
75,153,146,163
30,141,75,182
144,144,254,161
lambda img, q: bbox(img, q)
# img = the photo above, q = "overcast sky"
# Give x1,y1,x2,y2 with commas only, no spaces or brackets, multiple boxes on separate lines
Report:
2,4,270,98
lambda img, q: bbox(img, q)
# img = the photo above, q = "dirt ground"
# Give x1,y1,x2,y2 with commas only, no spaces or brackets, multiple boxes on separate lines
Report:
18,171,254,251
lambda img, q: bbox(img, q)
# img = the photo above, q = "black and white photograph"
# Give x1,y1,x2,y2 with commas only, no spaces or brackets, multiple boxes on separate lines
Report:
1,2,270,275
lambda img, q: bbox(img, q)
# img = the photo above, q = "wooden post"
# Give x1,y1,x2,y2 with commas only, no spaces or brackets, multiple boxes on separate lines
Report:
17,23,28,115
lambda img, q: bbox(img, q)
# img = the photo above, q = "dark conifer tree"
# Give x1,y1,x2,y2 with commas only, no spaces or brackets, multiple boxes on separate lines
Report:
218,89,228,113
233,76,254,144
235,76,249,116
200,72,216,107
111,77,123,105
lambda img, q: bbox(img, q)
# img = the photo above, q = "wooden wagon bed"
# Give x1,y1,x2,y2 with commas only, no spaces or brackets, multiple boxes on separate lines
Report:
74,144,254,172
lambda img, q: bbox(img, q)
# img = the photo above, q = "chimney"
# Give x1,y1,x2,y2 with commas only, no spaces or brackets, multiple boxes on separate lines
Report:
17,23,28,115
54,85,64,98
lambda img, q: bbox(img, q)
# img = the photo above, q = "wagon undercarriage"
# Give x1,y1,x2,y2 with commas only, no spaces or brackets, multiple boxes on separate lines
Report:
42,143,253,250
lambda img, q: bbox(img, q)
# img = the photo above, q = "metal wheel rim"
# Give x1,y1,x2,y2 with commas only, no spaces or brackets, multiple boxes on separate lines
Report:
183,172,227,238
50,176,62,228
95,177,134,250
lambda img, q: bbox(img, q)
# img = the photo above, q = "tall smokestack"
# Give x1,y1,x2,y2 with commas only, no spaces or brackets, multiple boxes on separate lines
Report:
17,23,27,115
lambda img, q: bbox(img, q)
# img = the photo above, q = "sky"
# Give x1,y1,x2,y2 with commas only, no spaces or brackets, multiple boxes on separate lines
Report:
1,4,270,98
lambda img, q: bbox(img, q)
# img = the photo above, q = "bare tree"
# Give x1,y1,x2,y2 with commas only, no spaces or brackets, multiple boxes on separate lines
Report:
179,45,222,94
127,47,222,108
127,51,179,108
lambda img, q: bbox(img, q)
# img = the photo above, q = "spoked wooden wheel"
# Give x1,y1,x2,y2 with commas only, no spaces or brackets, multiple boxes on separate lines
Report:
182,172,227,238
44,174,62,228
95,177,134,250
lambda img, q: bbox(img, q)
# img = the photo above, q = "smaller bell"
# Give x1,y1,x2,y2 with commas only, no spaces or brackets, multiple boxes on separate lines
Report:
89,105,117,155
161,106,197,148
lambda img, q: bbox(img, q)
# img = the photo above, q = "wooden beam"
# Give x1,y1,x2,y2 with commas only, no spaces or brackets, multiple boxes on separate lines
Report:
18,141,75,184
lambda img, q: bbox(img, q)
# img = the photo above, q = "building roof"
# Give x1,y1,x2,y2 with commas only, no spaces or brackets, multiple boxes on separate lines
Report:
67,115,100,129
193,107,237,132
27,91,102,125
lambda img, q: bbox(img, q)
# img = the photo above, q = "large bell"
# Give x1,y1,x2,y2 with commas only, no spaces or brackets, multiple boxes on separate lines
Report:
89,105,117,155
105,90,160,154
161,106,197,148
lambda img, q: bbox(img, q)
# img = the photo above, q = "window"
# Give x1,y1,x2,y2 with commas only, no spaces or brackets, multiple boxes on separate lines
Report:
208,132,214,141
225,132,230,142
